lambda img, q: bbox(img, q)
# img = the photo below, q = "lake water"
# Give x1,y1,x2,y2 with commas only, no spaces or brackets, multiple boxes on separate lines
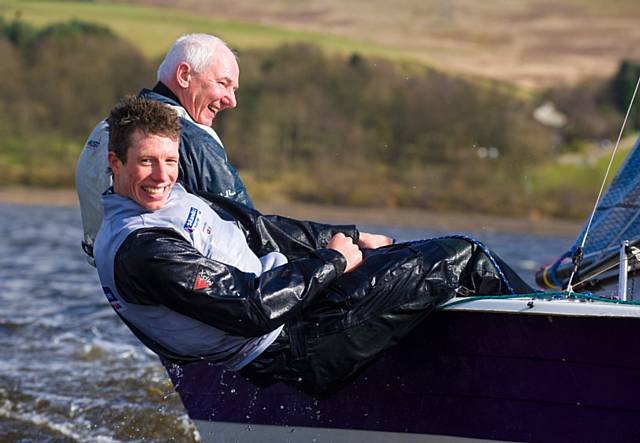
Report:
0,203,574,442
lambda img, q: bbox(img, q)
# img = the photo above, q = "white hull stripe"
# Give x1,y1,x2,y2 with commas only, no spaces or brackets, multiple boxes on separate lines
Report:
194,420,515,443
442,297,640,318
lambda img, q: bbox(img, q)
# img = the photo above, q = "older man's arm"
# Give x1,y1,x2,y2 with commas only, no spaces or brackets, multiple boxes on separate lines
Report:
195,191,392,257
194,190,358,255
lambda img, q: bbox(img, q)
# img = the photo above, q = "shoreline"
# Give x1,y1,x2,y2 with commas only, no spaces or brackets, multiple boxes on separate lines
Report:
0,186,581,237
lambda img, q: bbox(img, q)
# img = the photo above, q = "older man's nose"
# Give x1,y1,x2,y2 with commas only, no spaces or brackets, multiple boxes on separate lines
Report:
222,89,237,109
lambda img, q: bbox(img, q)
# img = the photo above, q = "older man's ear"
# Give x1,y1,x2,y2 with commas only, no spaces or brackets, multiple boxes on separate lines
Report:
175,62,192,89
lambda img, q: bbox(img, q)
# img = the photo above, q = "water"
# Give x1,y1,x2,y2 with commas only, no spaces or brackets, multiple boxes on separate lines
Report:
0,203,573,442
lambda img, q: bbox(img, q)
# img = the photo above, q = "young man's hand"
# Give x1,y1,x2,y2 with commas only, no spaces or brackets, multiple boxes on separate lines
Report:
327,233,363,272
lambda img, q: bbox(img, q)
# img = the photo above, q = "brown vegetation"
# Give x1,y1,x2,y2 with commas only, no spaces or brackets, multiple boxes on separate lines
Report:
0,16,636,220
114,0,640,89
0,19,154,186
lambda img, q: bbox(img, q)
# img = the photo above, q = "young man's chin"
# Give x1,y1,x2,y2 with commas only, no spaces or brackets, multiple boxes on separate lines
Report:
136,190,171,211
141,201,167,211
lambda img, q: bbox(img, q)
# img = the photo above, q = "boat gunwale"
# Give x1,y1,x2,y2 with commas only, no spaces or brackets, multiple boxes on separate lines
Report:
442,296,640,317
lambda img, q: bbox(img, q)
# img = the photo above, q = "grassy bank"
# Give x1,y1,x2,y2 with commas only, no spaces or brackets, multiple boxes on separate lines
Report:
1,135,629,222
0,185,581,236
525,136,636,218
0,135,81,187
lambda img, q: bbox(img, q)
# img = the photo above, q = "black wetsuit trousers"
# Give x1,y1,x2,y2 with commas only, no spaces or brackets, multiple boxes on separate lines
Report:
240,237,531,396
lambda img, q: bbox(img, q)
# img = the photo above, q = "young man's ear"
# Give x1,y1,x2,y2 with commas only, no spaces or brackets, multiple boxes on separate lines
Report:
108,151,122,178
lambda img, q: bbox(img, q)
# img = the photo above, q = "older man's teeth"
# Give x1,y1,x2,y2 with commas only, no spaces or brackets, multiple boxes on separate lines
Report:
143,186,164,195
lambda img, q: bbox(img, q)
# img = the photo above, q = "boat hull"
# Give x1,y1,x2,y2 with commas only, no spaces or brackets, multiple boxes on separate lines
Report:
165,301,640,442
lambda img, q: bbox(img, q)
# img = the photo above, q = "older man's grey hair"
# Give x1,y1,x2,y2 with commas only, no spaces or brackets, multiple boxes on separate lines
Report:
157,34,230,82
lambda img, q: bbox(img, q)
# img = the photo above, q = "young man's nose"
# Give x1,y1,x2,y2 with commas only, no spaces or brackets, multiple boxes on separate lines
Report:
152,163,170,181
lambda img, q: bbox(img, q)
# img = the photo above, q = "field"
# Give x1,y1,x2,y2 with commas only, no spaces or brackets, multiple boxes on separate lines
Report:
118,0,640,89
130,0,640,89
2,0,640,88
0,1,399,65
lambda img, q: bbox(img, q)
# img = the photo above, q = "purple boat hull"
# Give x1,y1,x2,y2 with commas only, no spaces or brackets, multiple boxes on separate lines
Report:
165,304,640,442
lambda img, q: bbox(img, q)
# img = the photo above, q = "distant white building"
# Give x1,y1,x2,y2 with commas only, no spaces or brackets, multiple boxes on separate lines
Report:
533,101,568,151
533,101,567,128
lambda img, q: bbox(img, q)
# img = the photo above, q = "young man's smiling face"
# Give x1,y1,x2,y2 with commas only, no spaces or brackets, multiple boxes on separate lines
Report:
109,129,179,211
176,46,239,127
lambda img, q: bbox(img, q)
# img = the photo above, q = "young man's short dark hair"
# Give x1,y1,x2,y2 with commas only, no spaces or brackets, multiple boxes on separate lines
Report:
107,96,181,163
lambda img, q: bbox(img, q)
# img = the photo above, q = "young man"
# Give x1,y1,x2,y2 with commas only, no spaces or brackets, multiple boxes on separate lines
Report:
94,97,532,396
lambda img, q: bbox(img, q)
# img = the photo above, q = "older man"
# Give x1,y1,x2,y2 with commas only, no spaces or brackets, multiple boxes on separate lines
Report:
94,96,531,396
77,33,249,262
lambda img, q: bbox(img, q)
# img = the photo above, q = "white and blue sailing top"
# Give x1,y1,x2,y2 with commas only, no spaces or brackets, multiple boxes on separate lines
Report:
94,184,285,370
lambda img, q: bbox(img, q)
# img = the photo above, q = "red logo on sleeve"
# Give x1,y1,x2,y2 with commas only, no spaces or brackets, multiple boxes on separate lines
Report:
193,269,211,290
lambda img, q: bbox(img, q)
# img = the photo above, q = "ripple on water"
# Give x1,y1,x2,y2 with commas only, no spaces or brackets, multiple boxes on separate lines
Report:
0,343,199,442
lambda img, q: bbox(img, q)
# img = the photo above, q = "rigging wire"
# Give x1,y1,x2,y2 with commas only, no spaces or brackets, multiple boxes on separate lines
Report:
565,73,640,294
571,245,640,289
572,260,620,289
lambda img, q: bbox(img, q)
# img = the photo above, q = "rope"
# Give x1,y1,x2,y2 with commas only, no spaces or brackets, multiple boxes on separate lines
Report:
541,250,572,289
565,73,640,293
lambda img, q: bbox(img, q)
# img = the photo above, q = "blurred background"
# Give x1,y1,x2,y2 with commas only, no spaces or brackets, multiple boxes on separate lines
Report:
5,1,640,441
2,0,640,219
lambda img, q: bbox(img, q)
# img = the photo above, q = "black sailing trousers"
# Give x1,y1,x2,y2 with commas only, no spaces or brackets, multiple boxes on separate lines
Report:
240,237,531,396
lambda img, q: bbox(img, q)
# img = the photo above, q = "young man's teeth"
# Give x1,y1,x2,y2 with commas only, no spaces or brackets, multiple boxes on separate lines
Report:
143,186,163,195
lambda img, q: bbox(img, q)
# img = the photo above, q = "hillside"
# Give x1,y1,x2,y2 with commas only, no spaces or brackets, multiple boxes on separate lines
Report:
111,0,640,89
1,0,640,89
1,1,638,220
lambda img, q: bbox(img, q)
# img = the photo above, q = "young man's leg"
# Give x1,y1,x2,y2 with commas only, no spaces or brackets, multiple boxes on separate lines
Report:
242,237,531,395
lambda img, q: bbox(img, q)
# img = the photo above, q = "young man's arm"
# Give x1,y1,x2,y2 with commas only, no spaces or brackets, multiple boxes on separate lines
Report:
114,228,347,337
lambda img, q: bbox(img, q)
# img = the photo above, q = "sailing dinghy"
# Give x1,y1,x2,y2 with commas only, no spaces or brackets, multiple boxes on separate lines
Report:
164,80,640,442
164,292,640,442
163,135,640,442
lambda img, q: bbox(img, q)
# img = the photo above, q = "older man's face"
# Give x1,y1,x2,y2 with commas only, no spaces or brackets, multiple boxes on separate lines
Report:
109,129,179,211
182,47,239,127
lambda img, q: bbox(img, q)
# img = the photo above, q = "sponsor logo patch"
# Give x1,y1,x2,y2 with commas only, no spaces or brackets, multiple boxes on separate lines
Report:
222,189,237,198
102,286,126,312
183,207,201,232
87,140,100,149
193,269,212,290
